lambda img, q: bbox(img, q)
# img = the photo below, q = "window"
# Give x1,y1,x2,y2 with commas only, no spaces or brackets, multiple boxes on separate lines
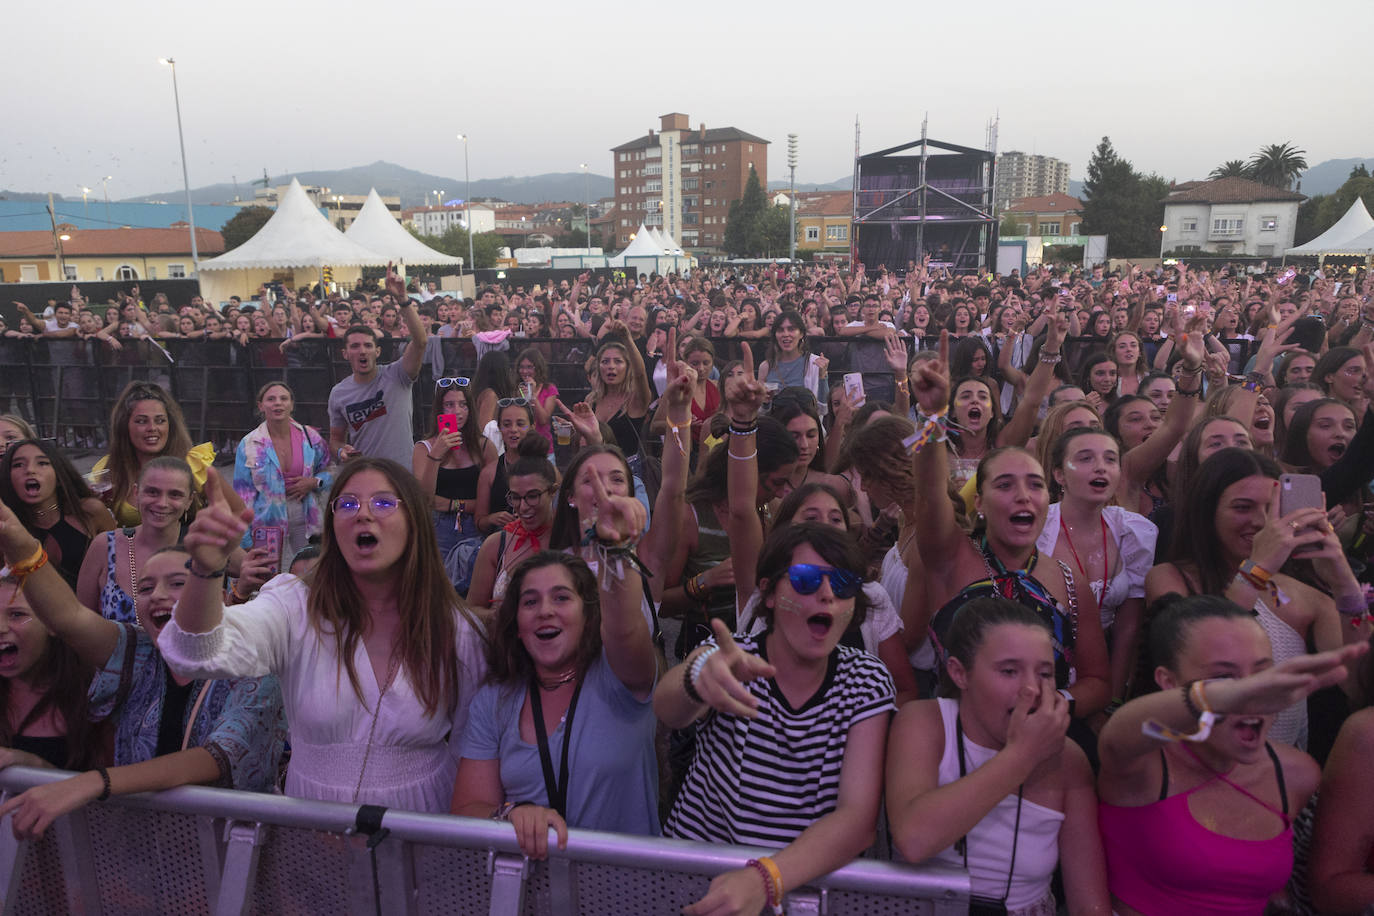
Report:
1180,218,1198,233
168,263,187,279
1212,217,1244,235
683,178,699,190
94,267,104,281
115,265,138,280
805,226,820,242
683,212,699,225
748,144,754,152
683,144,698,156
646,147,660,158
1040,222,1061,235
825,225,849,241
147,267,157,279
63,264,78,281
1260,216,1278,231
683,196,698,208
705,182,713,189
1069,221,1081,235
645,180,661,192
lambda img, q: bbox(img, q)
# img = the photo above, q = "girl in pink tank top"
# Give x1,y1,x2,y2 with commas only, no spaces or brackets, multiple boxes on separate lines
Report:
1096,594,1365,916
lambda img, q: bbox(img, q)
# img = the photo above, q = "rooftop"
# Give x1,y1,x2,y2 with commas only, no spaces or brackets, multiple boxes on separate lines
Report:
612,126,769,152
1004,193,1084,213
0,225,224,258
1165,177,1306,205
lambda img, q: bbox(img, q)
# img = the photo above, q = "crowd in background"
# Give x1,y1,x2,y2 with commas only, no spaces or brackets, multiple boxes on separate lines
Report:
1,256,1374,915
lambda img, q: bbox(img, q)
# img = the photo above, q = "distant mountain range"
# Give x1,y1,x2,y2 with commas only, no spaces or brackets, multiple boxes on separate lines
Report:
5,155,1370,211
118,161,613,208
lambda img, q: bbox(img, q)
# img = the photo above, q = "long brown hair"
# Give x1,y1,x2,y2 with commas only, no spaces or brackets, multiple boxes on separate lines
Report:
306,458,473,716
0,579,103,769
487,552,601,685
106,380,193,513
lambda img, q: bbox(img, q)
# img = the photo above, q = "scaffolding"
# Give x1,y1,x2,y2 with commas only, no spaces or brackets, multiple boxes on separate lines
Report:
852,119,997,272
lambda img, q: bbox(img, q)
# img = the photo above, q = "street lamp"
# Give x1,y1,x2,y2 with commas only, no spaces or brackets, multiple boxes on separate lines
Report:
100,176,113,225
580,163,590,255
458,134,473,275
787,134,798,262
78,186,92,218
158,57,199,274
1159,224,1168,258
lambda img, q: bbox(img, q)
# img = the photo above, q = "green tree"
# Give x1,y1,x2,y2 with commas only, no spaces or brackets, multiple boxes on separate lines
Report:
1247,143,1307,189
724,166,769,255
999,212,1026,237
219,206,274,252
1350,163,1370,180
1080,137,1163,257
1209,160,1252,180
755,206,792,257
405,224,505,268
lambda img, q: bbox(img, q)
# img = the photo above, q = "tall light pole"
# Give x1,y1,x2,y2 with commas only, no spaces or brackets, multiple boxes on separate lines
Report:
158,57,199,274
787,133,798,262
100,175,113,225
78,186,92,218
458,134,473,275
580,163,590,254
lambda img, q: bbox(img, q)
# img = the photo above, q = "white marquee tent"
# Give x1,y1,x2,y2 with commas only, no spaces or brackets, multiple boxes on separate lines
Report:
345,189,464,267
1287,199,1374,257
607,224,695,274
197,178,388,302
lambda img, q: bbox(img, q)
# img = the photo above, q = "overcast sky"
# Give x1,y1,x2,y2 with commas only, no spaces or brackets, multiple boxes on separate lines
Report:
6,0,1368,199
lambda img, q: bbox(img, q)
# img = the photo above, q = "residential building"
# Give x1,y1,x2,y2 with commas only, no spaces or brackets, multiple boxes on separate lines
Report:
612,112,768,253
1161,177,1305,257
0,224,224,283
402,204,495,236
1002,193,1084,237
994,152,1071,212
795,192,852,255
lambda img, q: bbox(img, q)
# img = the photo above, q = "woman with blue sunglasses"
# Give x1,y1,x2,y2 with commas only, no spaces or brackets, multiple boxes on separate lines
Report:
657,344,895,916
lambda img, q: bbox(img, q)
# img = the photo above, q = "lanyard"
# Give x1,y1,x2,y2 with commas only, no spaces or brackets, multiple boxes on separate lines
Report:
528,677,585,819
955,714,1022,907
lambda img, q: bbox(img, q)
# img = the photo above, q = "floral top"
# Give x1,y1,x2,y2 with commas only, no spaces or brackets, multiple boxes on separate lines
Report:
91,622,286,791
232,422,333,548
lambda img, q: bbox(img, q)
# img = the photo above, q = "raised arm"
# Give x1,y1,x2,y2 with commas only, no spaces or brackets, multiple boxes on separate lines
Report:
910,332,961,570
722,342,767,615
1122,316,1203,490
171,468,253,635
584,473,656,697
999,314,1069,448
388,266,429,380
0,502,118,667
638,328,692,598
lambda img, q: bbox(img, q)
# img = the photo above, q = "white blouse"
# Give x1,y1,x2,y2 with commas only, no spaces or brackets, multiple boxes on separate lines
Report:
159,576,488,813
1037,504,1158,630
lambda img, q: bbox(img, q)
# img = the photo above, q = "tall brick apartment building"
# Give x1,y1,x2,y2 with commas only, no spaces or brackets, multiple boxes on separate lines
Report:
611,112,768,254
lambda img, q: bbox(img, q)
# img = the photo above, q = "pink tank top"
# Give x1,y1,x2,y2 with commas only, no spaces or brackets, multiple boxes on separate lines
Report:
1098,745,1292,916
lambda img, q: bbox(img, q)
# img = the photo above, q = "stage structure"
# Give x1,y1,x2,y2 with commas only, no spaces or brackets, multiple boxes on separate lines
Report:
852,120,997,272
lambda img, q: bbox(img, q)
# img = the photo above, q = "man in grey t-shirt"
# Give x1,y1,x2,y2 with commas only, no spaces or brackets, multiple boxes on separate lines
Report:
328,270,428,468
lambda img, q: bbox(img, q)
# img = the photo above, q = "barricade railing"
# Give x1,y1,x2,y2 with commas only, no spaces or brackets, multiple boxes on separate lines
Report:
0,766,970,915
0,334,1260,457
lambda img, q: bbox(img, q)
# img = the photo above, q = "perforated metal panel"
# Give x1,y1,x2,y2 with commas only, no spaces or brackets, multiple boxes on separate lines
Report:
566,862,713,916
84,803,213,915
11,831,71,916
411,845,493,915
249,826,354,915
824,888,938,915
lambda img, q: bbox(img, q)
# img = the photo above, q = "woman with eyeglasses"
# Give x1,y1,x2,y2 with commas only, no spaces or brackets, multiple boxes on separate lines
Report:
161,458,487,811
92,380,243,527
413,378,492,561
474,400,542,535
467,435,559,612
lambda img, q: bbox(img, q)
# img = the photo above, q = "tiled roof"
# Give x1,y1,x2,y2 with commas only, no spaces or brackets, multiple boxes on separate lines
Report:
0,226,224,258
1004,193,1083,213
612,126,769,152
1165,177,1305,204
796,192,852,217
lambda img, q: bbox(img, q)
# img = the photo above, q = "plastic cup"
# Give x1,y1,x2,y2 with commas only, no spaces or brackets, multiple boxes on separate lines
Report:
553,417,572,446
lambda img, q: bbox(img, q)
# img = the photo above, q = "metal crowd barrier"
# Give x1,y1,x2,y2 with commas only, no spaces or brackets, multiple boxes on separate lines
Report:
0,334,1257,458
0,767,970,915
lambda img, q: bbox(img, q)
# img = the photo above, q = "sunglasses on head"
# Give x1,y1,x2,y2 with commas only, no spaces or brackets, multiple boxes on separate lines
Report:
787,564,862,600
435,377,470,389
498,397,531,408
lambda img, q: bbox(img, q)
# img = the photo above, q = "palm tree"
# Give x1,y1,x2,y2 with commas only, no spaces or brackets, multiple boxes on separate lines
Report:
1247,143,1308,190
1209,160,1251,180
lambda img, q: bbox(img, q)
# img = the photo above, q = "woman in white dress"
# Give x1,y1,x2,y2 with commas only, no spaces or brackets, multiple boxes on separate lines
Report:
160,458,487,812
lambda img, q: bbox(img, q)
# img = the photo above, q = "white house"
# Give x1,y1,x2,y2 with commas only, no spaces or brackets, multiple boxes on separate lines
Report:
403,204,496,237
1160,177,1305,258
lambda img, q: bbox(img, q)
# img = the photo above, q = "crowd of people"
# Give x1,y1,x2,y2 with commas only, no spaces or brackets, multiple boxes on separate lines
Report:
1,257,1374,915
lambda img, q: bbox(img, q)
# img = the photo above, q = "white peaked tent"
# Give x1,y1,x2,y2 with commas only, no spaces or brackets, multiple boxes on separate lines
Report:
346,189,464,266
1287,199,1374,256
608,223,695,273
197,178,388,302
1317,224,1374,257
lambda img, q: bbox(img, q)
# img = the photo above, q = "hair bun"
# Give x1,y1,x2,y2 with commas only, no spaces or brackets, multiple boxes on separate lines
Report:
514,431,549,459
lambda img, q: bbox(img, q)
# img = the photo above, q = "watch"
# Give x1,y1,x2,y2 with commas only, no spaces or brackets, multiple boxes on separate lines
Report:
1058,689,1077,718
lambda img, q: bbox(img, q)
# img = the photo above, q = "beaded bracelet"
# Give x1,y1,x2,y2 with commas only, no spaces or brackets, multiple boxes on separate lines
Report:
745,856,783,915
1039,349,1063,365
685,646,719,703
95,766,112,802
728,422,759,437
727,449,759,461
901,408,948,455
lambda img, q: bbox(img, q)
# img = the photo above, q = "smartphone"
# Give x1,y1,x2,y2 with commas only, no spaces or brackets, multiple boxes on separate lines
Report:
842,372,867,408
251,526,284,575
437,413,460,438
1166,293,1178,303
1279,473,1324,558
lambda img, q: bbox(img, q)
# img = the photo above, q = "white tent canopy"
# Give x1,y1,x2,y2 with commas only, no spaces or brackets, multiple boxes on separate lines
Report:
199,178,387,270
345,189,464,266
610,224,671,262
1287,199,1374,256
1317,224,1374,256
607,223,695,272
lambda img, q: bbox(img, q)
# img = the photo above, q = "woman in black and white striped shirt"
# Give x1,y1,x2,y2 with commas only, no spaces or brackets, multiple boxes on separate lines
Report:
656,347,894,916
